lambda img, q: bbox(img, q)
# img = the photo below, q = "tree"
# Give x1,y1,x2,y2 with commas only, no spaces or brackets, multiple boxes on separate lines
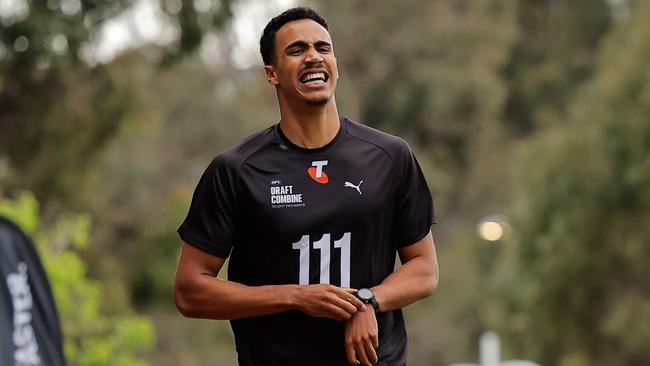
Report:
501,0,612,135
0,0,235,203
495,3,650,365
0,191,155,365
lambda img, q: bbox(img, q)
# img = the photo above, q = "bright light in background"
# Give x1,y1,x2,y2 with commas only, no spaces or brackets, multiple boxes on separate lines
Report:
0,0,29,26
479,221,503,242
88,0,179,64
0,0,299,67
197,0,298,69
193,0,215,13
60,0,82,17
478,215,511,242
50,34,69,54
216,0,296,69
13,35,29,52
92,0,296,67
199,31,222,66
0,0,628,66
607,0,631,18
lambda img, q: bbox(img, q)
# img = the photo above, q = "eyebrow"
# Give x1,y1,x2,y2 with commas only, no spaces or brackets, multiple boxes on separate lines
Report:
284,40,332,51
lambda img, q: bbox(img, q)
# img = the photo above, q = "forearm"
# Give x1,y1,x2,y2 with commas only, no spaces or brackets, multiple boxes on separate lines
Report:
174,242,365,321
372,239,438,312
342,252,437,366
174,274,298,320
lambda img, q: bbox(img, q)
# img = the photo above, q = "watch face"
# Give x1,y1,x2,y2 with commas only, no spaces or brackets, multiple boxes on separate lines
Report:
357,288,373,301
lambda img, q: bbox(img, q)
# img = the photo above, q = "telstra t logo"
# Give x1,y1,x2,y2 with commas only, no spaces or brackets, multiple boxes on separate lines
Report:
308,160,329,184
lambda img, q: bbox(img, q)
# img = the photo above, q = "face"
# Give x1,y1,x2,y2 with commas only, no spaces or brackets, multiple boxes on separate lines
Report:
265,19,338,106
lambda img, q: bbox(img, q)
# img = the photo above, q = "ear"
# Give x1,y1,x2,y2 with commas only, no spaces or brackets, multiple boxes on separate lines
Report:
264,65,279,86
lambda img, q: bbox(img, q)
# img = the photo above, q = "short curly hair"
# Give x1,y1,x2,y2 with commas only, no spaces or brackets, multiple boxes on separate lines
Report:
259,7,329,66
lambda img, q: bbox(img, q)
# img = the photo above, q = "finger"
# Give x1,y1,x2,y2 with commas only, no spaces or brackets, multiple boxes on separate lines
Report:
355,341,371,366
326,291,359,315
327,304,352,320
344,294,366,311
345,340,357,365
336,289,366,311
342,288,358,293
334,296,360,315
372,333,379,349
364,338,378,364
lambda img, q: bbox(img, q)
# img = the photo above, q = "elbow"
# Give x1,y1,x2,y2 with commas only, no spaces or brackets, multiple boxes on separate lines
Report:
174,297,194,319
426,254,440,297
173,277,232,320
429,271,439,296
173,280,200,318
422,267,439,298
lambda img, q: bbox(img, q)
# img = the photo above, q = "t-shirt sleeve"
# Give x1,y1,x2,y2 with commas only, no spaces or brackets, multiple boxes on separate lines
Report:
393,140,436,248
177,156,238,258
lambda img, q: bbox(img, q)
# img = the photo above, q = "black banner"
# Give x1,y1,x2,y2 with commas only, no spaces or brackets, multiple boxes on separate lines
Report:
0,216,65,366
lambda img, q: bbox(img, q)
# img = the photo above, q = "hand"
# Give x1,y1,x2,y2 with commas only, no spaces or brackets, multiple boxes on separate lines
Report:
293,284,366,320
344,307,379,365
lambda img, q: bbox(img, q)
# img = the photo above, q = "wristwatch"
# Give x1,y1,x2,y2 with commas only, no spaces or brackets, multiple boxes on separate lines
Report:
355,288,380,312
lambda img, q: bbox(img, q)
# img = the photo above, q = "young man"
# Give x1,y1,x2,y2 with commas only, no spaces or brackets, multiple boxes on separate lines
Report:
174,7,439,366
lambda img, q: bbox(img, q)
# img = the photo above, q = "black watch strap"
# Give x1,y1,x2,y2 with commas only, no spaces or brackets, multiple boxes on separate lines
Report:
369,296,379,313
355,288,380,312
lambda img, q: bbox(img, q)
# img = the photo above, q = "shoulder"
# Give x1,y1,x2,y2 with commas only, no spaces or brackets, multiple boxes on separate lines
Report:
345,118,413,161
211,125,276,171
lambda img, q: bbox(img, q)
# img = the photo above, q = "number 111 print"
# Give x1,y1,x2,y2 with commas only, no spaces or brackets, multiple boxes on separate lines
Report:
292,232,351,287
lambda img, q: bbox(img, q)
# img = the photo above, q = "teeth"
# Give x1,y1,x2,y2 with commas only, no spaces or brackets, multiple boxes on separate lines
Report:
301,72,326,83
304,79,324,85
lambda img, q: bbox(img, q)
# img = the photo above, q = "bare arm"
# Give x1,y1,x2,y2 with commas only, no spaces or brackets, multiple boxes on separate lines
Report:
372,231,439,311
173,242,365,320
344,231,438,365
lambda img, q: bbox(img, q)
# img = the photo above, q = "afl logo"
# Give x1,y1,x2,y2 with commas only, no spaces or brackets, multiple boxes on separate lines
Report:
308,160,329,184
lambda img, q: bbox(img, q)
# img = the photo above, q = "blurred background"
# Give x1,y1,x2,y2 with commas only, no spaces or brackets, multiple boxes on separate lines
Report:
1,0,649,365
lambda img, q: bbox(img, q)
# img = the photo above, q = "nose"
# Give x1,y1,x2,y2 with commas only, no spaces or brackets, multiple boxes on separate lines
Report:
305,46,323,64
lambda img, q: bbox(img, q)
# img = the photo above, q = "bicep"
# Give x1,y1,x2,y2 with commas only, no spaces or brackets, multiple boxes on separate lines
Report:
397,231,436,265
176,241,227,282
174,242,229,316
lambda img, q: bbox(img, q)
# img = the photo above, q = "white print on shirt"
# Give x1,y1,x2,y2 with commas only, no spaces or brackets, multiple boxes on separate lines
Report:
311,160,328,178
308,160,329,184
344,180,363,195
292,232,351,288
270,185,305,208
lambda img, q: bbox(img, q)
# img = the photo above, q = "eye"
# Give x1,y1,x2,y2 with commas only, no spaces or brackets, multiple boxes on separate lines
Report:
289,48,304,55
318,46,331,53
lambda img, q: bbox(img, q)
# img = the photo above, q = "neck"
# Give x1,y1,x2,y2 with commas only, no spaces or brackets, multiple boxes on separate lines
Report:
278,98,340,149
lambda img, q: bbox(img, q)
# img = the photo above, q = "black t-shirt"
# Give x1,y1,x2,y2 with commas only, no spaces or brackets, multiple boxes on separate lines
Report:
178,117,435,366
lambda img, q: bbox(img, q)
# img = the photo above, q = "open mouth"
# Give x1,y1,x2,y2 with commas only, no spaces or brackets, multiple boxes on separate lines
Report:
300,72,329,85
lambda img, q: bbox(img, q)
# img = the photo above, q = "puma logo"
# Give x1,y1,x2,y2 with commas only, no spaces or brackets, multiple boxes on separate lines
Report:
344,180,363,195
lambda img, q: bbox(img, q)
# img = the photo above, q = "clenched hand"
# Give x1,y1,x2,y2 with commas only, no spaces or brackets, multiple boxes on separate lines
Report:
293,284,366,320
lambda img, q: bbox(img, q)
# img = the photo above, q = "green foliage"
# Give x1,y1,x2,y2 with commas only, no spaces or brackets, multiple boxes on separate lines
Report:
3,0,649,365
320,0,516,194
0,192,155,366
495,3,650,365
0,191,39,234
501,0,612,134
0,0,235,204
